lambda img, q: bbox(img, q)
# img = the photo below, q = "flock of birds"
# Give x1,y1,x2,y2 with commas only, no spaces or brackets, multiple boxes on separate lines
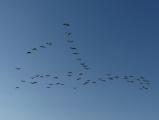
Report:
26,43,52,54
14,23,150,90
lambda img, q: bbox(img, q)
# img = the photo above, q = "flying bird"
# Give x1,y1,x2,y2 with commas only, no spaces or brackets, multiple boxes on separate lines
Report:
73,87,77,90
65,32,71,36
40,46,46,48
73,53,78,54
15,68,21,70
79,73,83,75
85,68,90,70
115,76,119,79
67,40,73,43
26,52,32,54
46,75,50,77
63,23,70,27
46,43,52,45
35,75,40,77
70,47,76,50
32,48,38,50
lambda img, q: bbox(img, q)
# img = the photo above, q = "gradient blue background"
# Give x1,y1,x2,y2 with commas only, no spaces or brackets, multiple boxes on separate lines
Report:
0,0,159,120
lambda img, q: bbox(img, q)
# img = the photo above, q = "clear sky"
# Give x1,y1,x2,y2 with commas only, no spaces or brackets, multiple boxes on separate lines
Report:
0,0,159,120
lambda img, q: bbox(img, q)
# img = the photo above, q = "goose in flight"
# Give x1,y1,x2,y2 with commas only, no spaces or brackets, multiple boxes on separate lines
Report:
46,43,52,45
73,53,78,55
65,32,71,36
35,75,40,77
107,74,111,76
26,52,32,54
73,87,77,90
54,77,58,79
68,40,73,43
40,46,46,48
46,75,50,77
15,68,21,70
32,48,38,50
85,68,90,70
63,23,70,27
70,47,76,50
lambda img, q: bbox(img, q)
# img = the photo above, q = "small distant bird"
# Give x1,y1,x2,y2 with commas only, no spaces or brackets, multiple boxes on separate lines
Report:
107,74,111,76
63,23,70,27
73,53,78,54
68,40,73,43
30,82,37,84
26,52,32,54
135,78,140,81
46,43,52,45
54,77,58,79
40,46,46,48
65,32,71,36
46,75,50,77
85,68,90,70
73,87,77,90
115,76,119,79
15,68,21,70
79,73,83,75
80,63,85,65
35,75,40,77
32,48,38,50
70,47,76,50
77,78,81,80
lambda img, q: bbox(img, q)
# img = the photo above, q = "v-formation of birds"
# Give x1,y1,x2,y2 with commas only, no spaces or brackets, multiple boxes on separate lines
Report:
15,23,150,90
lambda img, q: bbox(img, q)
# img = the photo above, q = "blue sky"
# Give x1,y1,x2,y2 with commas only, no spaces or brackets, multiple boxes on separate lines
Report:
0,0,159,120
